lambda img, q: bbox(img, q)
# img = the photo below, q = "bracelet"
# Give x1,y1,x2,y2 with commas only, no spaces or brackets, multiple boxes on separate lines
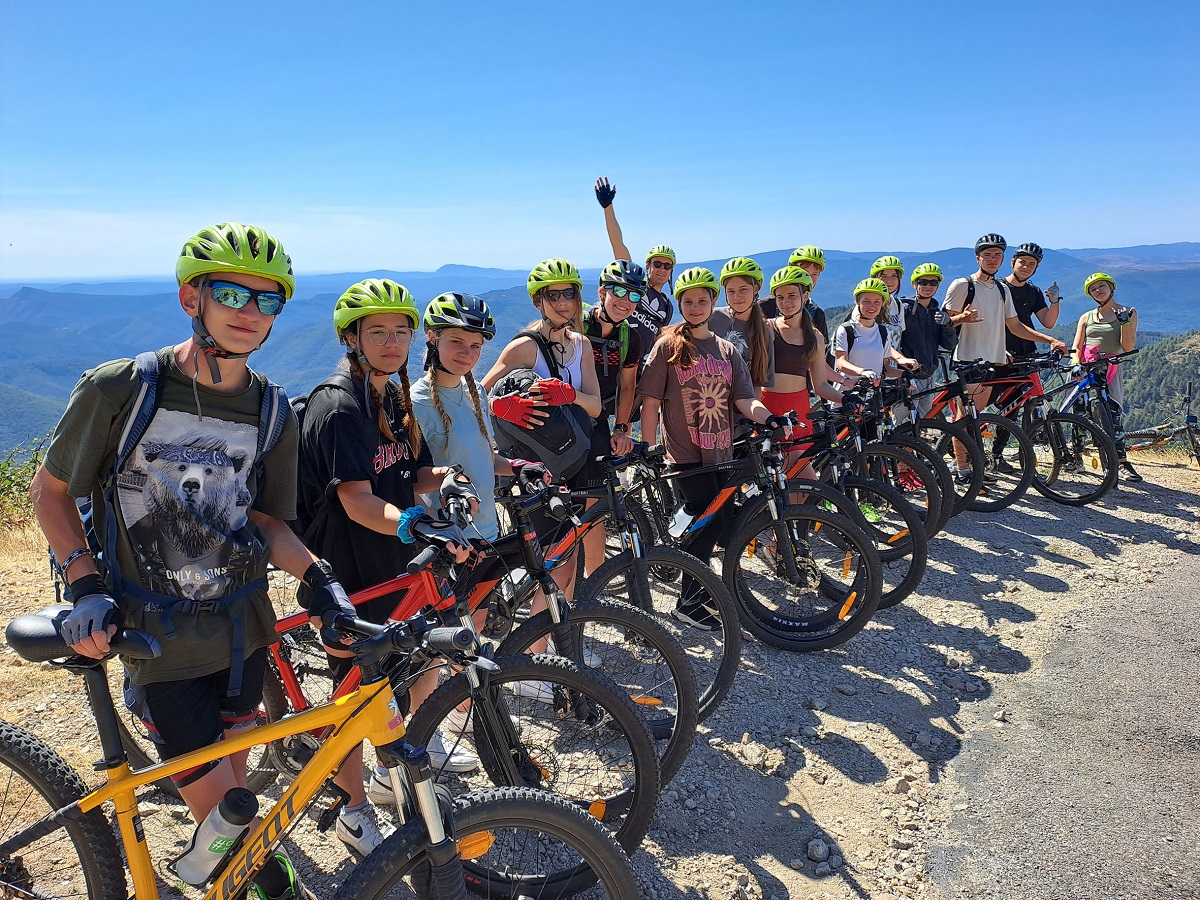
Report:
58,547,94,574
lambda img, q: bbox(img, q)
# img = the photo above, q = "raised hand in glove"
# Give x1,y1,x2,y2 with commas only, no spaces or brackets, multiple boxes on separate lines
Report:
492,393,544,428
595,177,617,209
933,308,953,328
61,574,121,657
1116,306,1133,324
300,559,356,627
533,378,576,406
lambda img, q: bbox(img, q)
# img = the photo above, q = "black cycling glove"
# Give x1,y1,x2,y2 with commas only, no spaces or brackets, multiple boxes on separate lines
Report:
300,559,356,623
595,177,616,209
764,414,792,431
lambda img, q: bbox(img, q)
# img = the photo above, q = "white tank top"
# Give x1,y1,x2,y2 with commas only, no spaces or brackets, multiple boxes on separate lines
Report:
531,331,584,388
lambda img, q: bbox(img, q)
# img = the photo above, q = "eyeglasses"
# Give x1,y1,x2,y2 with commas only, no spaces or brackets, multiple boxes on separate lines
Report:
606,285,643,303
208,280,286,316
649,260,674,270
364,327,412,346
915,279,941,287
544,287,579,303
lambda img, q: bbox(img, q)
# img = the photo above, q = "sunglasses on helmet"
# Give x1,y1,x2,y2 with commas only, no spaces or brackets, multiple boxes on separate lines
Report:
605,285,643,304
207,280,287,316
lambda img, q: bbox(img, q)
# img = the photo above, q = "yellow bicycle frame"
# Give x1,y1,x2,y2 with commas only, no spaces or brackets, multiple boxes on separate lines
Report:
74,675,406,899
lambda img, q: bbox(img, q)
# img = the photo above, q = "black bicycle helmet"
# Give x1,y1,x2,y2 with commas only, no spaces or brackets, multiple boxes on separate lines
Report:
975,233,1007,254
599,259,649,293
422,292,496,339
1013,242,1043,262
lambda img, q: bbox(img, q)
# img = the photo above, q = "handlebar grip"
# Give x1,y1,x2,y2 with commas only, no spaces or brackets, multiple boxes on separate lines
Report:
406,544,440,575
425,627,475,654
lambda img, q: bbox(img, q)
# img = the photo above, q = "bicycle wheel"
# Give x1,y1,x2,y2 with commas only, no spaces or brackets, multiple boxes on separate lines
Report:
497,598,699,787
879,434,955,535
0,721,127,900
405,654,660,856
331,786,641,900
722,504,882,652
840,475,928,609
860,442,945,539
920,417,985,515
969,413,1036,512
106,660,280,798
1027,411,1119,506
578,547,740,722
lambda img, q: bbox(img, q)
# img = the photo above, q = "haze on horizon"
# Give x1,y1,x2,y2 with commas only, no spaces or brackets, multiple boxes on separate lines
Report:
1,0,1196,281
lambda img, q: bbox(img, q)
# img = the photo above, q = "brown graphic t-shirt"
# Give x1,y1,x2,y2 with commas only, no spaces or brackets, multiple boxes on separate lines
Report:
638,332,754,466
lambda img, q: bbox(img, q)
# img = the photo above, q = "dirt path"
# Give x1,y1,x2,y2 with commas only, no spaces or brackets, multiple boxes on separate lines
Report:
1,459,1197,899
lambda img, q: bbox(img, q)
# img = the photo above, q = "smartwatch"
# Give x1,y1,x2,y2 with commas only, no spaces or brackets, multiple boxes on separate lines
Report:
613,423,630,434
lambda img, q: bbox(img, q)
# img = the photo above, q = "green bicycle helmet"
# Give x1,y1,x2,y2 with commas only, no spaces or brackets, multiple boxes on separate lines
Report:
527,258,583,300
176,222,296,299
910,262,944,284
423,292,496,339
854,277,890,301
644,244,677,265
870,255,904,278
769,266,814,296
1084,272,1117,295
674,266,720,298
720,256,764,287
333,279,419,336
788,245,826,269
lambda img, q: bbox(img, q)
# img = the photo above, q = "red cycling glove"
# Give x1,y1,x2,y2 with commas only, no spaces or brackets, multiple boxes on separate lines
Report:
535,378,576,406
492,394,539,427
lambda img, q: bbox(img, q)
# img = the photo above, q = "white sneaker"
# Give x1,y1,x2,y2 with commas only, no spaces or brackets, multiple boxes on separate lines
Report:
336,802,395,856
545,637,602,668
366,769,396,805
427,730,480,773
444,705,472,735
510,680,557,704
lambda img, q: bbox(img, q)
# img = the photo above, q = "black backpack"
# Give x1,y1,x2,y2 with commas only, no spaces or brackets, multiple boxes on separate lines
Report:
289,373,358,537
488,331,594,482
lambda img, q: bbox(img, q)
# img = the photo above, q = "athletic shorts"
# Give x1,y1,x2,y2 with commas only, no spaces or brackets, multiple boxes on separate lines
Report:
761,388,811,424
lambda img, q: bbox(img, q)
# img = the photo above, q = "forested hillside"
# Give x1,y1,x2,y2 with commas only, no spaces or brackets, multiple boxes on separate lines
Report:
1122,331,1200,430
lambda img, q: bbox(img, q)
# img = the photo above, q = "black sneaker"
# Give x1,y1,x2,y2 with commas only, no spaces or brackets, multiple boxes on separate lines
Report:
1118,461,1143,483
673,600,721,632
991,455,1016,475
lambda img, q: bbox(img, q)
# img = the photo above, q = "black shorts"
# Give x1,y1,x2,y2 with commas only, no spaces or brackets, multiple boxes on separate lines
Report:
125,647,268,762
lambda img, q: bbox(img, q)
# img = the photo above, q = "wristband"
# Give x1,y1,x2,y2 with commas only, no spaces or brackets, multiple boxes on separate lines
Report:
303,558,337,588
59,547,94,574
68,573,108,602
396,505,427,543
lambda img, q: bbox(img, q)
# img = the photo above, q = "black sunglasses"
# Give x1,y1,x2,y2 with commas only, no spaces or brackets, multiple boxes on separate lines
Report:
543,287,579,303
914,279,941,287
649,260,674,270
207,280,287,316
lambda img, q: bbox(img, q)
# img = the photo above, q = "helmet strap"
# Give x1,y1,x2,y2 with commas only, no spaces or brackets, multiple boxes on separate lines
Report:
353,321,391,378
191,281,255,385
423,338,452,374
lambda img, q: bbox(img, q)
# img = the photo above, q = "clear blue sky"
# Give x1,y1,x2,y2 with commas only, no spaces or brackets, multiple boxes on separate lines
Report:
1,0,1196,279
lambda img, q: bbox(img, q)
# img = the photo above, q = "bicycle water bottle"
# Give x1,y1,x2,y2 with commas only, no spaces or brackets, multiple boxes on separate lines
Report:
668,505,691,539
174,787,258,886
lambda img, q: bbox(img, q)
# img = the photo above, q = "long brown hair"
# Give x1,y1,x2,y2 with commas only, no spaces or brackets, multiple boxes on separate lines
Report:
345,352,422,455
742,298,772,386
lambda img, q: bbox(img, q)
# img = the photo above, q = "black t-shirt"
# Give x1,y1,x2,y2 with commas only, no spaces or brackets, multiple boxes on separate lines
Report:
1005,280,1049,358
626,286,674,360
582,308,643,416
297,374,433,610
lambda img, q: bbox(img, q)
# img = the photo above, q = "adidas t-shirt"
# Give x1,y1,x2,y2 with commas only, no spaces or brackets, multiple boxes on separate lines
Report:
626,286,674,360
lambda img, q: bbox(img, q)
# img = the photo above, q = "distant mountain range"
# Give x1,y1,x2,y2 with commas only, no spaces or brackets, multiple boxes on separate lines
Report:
2,242,1197,452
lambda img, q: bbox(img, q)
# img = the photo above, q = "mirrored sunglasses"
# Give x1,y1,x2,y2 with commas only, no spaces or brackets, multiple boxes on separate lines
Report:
607,285,644,303
208,280,286,316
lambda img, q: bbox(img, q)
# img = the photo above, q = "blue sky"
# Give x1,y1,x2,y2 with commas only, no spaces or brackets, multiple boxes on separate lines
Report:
1,0,1196,279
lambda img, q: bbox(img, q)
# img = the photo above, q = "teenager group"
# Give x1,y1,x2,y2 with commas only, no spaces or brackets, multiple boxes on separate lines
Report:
27,201,1141,897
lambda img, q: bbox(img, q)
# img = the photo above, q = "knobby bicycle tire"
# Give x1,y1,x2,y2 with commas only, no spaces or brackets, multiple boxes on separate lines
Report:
578,546,741,722
918,417,985,515
1027,411,1119,506
840,475,928,609
497,598,699,788
331,786,641,900
876,434,955,535
0,720,127,900
967,413,1036,512
722,504,883,652
860,443,945,540
404,654,660,855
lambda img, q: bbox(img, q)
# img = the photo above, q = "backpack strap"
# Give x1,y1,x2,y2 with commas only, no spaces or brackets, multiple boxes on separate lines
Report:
517,329,562,380
255,376,288,469
115,351,165,475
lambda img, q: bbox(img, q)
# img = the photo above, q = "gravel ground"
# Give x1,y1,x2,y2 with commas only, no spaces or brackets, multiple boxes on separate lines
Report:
1,457,1197,899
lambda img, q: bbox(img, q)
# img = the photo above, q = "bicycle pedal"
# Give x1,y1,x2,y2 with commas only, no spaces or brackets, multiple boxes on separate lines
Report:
315,783,351,833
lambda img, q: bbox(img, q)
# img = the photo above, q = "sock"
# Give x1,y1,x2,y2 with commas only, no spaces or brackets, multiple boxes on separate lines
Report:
341,800,369,818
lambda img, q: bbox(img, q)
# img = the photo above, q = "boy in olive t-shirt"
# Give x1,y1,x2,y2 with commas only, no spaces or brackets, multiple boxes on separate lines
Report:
29,222,353,900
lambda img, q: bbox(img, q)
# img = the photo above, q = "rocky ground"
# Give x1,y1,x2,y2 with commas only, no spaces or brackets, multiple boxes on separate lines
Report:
1,456,1197,899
